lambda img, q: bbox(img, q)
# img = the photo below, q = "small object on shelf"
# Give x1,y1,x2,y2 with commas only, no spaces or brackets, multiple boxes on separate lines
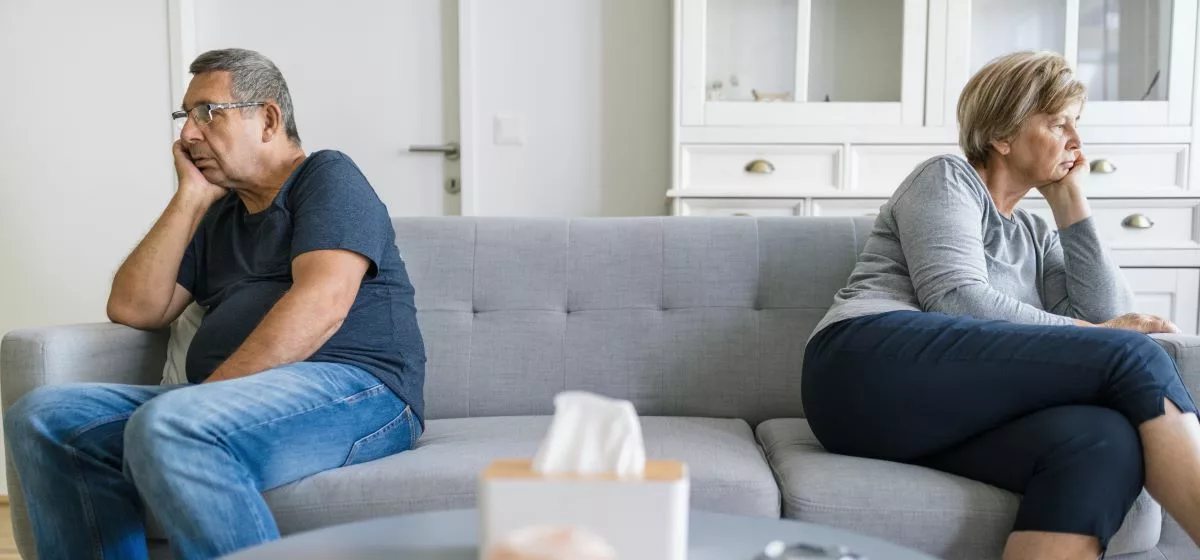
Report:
1141,70,1162,101
709,80,724,101
752,89,792,102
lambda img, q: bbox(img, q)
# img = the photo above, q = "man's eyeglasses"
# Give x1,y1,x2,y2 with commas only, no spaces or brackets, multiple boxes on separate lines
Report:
172,101,266,129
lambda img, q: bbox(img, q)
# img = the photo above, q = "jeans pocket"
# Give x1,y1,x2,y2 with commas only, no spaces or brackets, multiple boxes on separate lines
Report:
341,405,417,467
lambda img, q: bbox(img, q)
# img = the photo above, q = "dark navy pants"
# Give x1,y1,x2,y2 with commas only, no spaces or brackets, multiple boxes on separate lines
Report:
802,310,1198,548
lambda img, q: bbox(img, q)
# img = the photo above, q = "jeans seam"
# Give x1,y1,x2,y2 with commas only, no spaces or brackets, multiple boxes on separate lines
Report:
408,406,420,443
240,478,273,545
66,447,105,560
214,382,387,445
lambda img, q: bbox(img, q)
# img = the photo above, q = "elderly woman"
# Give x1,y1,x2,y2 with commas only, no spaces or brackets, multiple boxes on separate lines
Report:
803,51,1200,559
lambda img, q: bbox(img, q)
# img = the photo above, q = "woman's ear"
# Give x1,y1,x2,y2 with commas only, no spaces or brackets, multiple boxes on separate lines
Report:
990,139,1011,156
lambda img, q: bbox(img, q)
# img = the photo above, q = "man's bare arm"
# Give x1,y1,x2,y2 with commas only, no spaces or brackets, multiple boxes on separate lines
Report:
204,249,369,382
107,142,225,329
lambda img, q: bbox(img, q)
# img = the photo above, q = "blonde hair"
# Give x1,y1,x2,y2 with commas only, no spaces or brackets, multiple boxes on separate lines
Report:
957,51,1086,167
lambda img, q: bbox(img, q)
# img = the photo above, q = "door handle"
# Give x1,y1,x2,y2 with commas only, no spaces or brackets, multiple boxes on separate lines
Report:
408,142,460,161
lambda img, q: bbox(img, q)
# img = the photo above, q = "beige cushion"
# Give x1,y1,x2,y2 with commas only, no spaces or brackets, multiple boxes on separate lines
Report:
161,302,204,385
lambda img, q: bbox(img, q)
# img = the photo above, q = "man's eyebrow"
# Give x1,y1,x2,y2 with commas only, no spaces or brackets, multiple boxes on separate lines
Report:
180,100,214,111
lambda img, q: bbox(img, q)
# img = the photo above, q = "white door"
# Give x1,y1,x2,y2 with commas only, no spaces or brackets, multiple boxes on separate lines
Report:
169,0,464,216
1123,268,1200,334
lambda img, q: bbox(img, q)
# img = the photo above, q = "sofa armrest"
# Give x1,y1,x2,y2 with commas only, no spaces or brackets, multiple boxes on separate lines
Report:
1151,333,1200,401
1,322,168,408
1,322,168,559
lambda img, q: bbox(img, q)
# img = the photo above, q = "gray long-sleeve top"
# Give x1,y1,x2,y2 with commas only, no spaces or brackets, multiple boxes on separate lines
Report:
811,155,1134,338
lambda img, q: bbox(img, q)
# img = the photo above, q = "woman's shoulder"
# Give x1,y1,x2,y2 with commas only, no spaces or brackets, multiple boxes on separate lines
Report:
910,153,976,182
892,153,988,205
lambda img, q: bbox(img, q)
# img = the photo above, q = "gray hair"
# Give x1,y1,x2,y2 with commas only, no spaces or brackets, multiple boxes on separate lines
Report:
189,48,301,146
958,51,1085,167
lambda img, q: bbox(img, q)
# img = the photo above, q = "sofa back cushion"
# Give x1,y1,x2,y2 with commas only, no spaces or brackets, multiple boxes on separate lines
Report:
396,217,872,425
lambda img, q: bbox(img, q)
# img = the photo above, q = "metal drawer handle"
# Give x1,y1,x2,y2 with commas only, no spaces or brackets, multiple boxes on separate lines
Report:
744,159,776,174
1122,214,1154,229
1090,159,1117,174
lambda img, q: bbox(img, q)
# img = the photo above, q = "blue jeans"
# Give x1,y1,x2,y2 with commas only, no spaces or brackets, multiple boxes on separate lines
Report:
4,362,420,560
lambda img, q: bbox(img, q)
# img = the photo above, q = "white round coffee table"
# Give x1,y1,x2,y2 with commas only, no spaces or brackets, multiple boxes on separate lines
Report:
223,509,939,559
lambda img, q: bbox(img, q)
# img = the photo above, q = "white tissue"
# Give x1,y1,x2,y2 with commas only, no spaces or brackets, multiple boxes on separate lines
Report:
532,391,647,477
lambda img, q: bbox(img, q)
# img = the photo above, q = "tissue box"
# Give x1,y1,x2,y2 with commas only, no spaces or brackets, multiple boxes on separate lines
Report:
479,459,689,560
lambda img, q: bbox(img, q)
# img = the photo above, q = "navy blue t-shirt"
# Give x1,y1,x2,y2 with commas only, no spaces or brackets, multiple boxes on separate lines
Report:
177,150,426,424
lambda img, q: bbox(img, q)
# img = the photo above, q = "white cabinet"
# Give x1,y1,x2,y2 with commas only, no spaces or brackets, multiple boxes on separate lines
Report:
680,145,842,195
938,0,1198,127
678,198,806,217
810,199,888,217
1018,199,1200,249
679,0,929,127
1124,268,1200,334
671,0,1200,313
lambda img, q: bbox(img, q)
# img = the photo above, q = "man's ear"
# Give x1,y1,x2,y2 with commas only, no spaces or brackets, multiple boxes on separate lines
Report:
261,102,284,143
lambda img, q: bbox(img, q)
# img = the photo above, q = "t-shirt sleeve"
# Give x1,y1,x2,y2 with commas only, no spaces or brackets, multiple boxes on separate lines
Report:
890,157,1074,326
288,154,391,277
176,226,203,295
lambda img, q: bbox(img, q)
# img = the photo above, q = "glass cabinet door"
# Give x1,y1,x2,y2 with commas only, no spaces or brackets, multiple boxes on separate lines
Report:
1076,0,1171,103
969,0,1066,71
942,0,1195,126
681,0,928,127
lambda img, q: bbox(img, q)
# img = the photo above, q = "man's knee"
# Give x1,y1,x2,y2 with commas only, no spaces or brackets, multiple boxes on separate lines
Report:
5,385,90,443
124,389,203,464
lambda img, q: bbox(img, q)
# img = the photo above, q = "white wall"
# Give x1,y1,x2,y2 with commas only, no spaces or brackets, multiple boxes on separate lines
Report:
0,0,176,494
469,0,671,217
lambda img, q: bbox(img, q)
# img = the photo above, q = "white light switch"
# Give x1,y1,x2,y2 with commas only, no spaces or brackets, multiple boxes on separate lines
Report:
493,113,525,146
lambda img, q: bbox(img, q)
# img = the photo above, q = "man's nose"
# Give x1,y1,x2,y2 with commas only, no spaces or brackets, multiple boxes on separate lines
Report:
178,116,203,143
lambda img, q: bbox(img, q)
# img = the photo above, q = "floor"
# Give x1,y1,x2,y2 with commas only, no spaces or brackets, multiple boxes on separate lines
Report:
0,503,18,559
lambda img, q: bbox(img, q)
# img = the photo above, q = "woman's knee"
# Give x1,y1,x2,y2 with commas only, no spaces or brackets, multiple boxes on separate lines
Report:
1043,406,1143,492
1016,406,1143,544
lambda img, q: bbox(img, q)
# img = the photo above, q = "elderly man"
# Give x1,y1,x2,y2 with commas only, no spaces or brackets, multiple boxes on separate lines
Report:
5,48,426,559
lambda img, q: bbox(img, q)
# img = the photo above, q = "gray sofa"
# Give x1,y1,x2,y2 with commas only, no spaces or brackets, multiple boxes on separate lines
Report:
3,217,1199,559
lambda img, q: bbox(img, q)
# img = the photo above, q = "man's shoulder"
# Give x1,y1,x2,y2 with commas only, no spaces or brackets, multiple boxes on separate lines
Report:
301,149,359,174
288,150,372,197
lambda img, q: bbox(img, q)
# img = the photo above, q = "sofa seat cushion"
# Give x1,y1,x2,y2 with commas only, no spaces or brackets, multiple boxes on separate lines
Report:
262,415,780,534
756,418,1162,560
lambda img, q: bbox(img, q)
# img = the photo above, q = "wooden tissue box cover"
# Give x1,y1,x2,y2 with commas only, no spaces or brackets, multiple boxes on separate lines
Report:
479,459,690,560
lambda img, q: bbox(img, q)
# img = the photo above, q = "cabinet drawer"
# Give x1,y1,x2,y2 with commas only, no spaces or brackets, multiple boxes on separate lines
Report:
678,198,805,217
1123,268,1200,335
849,145,960,193
1019,199,1200,249
1082,145,1188,195
680,145,841,194
810,199,888,217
